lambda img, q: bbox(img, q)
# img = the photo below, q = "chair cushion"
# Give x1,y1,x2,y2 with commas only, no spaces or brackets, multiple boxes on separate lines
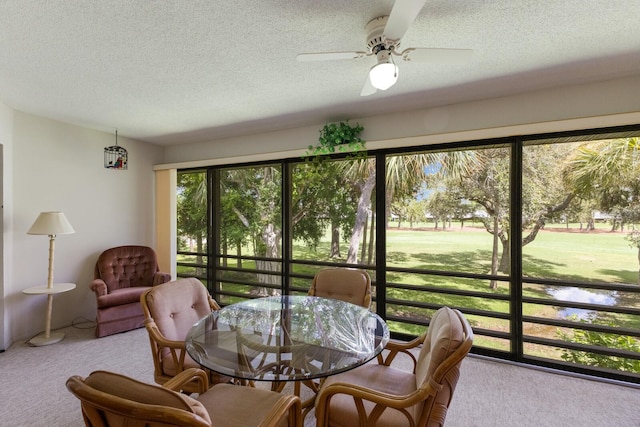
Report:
96,286,150,308
415,307,465,386
321,363,418,427
311,268,370,307
84,370,212,424
197,383,289,427
146,278,213,342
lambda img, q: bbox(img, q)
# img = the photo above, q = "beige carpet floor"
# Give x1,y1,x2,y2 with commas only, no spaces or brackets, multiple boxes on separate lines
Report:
1,322,639,426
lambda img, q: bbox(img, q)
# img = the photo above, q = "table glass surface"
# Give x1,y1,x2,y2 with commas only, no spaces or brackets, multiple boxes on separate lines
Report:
186,295,390,382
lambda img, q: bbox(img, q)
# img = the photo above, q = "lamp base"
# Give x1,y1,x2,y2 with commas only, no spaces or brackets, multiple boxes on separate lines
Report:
28,331,65,346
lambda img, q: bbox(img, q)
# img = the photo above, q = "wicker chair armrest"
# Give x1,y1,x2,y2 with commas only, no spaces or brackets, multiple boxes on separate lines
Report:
163,368,209,393
208,297,221,311
144,319,186,350
261,394,302,427
377,334,425,368
315,380,429,427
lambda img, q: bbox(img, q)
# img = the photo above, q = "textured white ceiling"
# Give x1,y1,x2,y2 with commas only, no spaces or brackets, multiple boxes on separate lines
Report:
0,0,639,146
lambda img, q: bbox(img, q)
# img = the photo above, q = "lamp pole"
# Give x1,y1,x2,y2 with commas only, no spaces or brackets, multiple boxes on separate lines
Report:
44,233,56,339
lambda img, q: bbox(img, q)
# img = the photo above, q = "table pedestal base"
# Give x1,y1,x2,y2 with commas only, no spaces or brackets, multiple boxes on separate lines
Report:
28,331,65,346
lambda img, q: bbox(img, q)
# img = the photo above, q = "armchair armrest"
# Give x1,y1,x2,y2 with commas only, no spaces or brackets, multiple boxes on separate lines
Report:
153,272,172,286
163,368,209,393
90,279,107,296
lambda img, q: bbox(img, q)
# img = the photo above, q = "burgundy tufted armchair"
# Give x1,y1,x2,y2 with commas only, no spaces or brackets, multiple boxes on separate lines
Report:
91,245,171,337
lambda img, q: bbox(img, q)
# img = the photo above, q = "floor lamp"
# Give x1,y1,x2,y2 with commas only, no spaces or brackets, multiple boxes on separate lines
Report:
24,211,76,346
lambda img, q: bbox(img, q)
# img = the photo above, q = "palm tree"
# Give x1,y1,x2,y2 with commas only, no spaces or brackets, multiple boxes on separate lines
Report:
565,137,640,283
343,152,474,264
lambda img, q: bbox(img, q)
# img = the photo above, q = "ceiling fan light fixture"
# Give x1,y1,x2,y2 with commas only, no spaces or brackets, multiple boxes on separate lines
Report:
369,61,399,90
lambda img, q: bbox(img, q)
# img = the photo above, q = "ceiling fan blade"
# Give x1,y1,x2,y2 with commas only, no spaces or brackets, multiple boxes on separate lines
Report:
360,75,377,96
400,48,473,64
383,0,428,41
296,51,368,62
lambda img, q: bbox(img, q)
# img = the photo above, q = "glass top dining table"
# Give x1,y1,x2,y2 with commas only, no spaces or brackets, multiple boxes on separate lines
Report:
185,295,390,382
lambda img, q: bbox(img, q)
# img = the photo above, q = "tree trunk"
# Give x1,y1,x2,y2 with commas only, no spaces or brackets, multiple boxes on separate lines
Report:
236,243,242,268
498,238,510,274
490,215,499,290
196,236,205,277
637,247,640,285
256,223,281,296
347,173,376,264
222,238,228,268
385,192,392,229
330,221,341,258
360,215,368,263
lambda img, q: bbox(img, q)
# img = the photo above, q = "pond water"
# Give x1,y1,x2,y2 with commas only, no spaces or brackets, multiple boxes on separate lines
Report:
547,287,617,320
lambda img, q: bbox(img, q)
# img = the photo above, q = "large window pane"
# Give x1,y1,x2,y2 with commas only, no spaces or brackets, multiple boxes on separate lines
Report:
290,158,376,291
215,164,282,303
177,170,208,280
386,147,511,277
385,146,511,352
522,137,640,376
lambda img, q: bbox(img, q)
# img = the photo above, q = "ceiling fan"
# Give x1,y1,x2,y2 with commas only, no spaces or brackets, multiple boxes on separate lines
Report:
296,0,472,96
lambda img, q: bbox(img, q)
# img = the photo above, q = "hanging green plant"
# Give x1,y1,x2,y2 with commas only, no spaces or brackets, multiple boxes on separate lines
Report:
305,120,366,162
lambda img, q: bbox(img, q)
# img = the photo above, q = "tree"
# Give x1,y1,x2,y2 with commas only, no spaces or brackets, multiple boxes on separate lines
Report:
293,160,358,258
425,190,459,229
432,144,577,289
558,315,640,372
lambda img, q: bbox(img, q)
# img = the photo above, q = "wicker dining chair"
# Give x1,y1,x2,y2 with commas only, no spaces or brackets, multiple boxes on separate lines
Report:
66,368,302,427
314,306,473,427
140,277,230,393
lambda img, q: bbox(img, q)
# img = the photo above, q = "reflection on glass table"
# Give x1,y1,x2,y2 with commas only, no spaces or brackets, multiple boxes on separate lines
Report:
186,295,389,384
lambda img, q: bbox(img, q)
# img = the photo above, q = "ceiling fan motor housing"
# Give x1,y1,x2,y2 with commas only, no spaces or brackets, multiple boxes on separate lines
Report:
365,16,400,54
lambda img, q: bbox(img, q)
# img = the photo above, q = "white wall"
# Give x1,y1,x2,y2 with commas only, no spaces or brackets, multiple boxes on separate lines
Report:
162,75,640,165
0,100,13,350
4,111,164,347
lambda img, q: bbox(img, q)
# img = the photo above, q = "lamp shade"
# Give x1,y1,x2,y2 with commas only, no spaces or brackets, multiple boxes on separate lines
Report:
27,212,75,236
